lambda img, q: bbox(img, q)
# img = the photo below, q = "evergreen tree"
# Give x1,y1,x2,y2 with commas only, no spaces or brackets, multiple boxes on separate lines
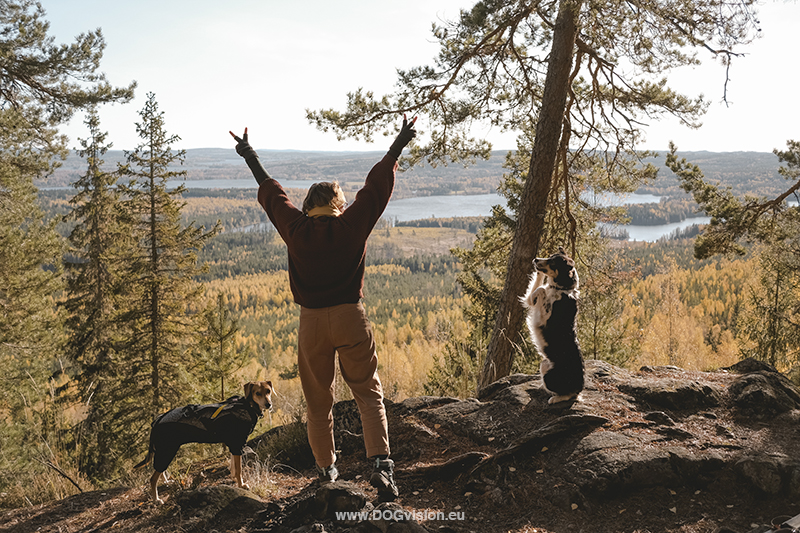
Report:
198,293,251,402
0,0,135,171
668,141,800,369
739,238,800,370
109,93,219,463
0,133,65,476
657,258,683,366
575,247,639,368
308,0,761,390
0,147,64,381
0,0,134,499
62,109,129,478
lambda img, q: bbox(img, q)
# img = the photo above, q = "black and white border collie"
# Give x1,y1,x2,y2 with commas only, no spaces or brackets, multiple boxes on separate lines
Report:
521,248,584,404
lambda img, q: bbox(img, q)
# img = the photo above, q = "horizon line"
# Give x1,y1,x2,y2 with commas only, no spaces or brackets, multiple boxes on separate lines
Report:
69,146,779,155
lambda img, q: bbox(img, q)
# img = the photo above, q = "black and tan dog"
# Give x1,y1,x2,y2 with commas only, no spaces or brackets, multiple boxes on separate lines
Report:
135,381,273,503
521,248,584,405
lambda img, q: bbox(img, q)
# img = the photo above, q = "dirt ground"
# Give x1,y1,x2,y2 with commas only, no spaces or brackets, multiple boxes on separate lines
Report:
3,363,800,533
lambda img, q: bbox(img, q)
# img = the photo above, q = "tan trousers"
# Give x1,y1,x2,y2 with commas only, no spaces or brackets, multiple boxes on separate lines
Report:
298,302,390,468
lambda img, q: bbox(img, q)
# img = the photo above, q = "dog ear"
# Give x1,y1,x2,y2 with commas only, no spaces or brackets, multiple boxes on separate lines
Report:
244,382,254,399
265,380,273,392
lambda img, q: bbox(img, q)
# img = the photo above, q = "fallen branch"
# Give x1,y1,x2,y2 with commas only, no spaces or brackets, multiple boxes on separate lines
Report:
36,459,83,493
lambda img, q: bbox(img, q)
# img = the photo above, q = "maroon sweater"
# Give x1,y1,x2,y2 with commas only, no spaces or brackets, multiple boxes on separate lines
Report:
249,154,397,308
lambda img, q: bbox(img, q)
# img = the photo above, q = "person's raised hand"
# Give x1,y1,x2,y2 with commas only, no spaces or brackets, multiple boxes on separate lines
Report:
388,114,417,159
229,128,255,158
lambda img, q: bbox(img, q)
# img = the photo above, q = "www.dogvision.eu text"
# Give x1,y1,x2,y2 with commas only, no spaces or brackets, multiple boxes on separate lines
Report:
335,509,466,522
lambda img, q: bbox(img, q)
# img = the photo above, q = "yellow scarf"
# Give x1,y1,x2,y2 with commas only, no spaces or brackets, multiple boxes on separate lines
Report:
307,205,342,218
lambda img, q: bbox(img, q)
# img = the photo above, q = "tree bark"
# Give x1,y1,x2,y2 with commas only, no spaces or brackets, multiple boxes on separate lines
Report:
478,0,583,392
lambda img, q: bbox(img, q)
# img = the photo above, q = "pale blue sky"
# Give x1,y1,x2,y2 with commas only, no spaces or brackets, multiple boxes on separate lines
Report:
43,0,799,154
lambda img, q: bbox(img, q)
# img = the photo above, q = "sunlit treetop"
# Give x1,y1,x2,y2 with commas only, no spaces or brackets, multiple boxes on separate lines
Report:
308,0,761,168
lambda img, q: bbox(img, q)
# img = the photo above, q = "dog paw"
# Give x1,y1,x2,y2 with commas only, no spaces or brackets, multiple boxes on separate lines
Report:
548,394,578,405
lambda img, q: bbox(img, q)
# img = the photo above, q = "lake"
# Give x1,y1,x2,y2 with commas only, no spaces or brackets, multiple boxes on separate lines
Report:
381,191,666,222
381,193,709,242
601,218,711,241
166,180,704,242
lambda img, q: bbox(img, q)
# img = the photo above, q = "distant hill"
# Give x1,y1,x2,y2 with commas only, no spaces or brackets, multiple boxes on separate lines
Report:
639,150,785,197
42,148,510,197
40,148,786,198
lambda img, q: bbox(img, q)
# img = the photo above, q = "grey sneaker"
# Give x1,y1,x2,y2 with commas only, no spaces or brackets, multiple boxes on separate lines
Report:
370,458,398,501
316,463,339,483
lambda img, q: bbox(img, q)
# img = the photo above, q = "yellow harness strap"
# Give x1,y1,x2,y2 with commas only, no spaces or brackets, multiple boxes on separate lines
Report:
211,405,226,419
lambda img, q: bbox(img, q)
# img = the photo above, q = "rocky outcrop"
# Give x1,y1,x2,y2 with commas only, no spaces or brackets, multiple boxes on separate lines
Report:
237,357,800,532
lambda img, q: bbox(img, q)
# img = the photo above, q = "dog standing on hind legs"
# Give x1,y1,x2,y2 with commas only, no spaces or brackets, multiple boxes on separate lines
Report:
134,381,273,503
522,248,584,405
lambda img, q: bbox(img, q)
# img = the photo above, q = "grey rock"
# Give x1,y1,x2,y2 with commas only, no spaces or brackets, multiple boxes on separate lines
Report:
790,464,800,497
314,481,368,519
505,414,610,454
735,456,784,495
734,455,800,496
567,431,725,494
478,373,539,400
174,485,267,527
394,396,460,413
654,425,694,440
585,359,635,383
618,377,723,411
403,451,490,480
572,430,636,455
417,397,509,445
724,357,780,374
728,371,800,418
290,523,328,533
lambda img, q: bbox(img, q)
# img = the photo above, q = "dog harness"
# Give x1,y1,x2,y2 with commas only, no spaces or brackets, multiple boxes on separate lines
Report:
148,396,262,472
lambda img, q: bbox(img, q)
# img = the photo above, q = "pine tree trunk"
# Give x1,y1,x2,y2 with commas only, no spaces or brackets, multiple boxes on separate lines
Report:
478,0,583,392
149,169,161,416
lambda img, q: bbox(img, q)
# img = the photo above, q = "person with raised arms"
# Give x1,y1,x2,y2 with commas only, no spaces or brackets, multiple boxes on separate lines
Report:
230,115,417,500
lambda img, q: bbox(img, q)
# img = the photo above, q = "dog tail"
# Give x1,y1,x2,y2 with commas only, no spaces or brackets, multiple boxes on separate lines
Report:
134,430,154,468
134,414,161,469
133,450,153,470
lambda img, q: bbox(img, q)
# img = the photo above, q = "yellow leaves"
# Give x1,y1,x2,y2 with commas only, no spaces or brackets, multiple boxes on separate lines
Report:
366,263,411,276
183,197,255,217
623,255,760,371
